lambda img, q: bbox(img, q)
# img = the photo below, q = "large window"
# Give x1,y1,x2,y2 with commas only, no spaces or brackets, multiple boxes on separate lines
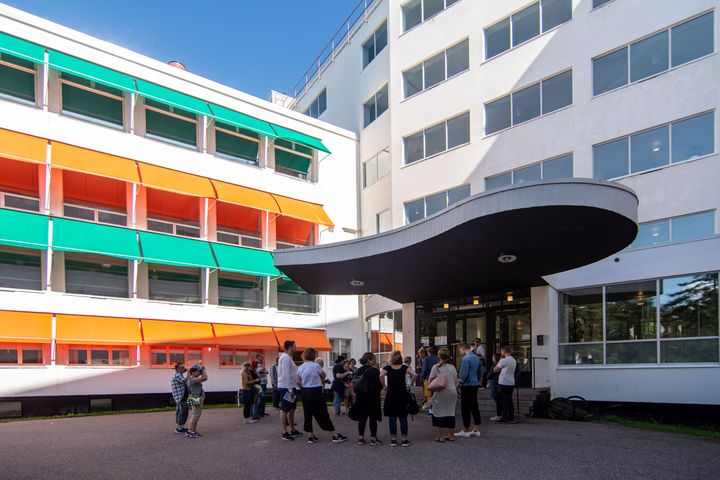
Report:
328,338,352,366
150,346,202,367
277,279,318,314
593,111,714,180
593,12,714,96
60,73,124,127
214,121,260,165
404,111,470,165
274,139,314,180
303,89,327,119
629,211,715,250
0,246,41,291
148,264,202,304
368,310,403,367
363,84,389,128
0,52,36,103
0,344,43,365
67,345,131,366
404,184,470,224
402,0,460,32
146,189,200,238
559,273,720,365
485,70,572,135
485,0,572,59
363,149,390,188
592,0,613,8
219,348,260,367
485,153,573,190
218,272,263,309
144,98,198,147
363,21,388,68
403,39,468,98
64,253,129,298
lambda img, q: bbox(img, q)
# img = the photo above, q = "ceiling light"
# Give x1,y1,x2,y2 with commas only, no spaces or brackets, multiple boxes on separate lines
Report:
443,303,449,309
507,292,514,302
473,298,479,305
498,253,517,264
350,279,364,287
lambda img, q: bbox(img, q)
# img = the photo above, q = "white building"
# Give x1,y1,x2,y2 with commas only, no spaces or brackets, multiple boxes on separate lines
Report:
289,0,720,410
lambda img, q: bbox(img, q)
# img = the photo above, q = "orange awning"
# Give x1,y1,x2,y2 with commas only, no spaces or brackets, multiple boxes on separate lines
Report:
212,324,279,348
137,163,216,198
272,328,331,351
0,311,52,343
272,194,333,227
51,142,140,183
0,129,47,164
141,319,216,345
211,180,280,213
55,314,142,345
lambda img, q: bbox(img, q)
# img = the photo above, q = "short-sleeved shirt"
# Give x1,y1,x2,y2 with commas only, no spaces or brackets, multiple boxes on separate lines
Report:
187,375,203,396
497,356,517,386
297,361,324,388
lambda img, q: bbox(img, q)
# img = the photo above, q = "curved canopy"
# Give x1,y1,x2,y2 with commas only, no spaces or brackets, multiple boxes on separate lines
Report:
274,180,639,303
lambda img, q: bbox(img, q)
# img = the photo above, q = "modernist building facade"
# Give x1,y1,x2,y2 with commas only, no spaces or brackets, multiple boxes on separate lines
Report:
0,6,363,416
291,0,720,408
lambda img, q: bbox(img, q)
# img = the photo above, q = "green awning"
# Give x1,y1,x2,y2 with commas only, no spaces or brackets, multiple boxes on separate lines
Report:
277,279,307,294
138,231,216,268
48,50,137,93
51,218,141,261
135,79,212,117
209,104,277,139
211,243,282,277
275,149,311,174
0,208,48,250
0,32,44,63
270,124,330,154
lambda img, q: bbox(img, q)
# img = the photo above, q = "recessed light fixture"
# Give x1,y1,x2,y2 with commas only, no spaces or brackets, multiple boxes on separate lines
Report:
506,292,514,302
443,303,449,309
350,279,364,287
498,253,517,264
473,297,479,305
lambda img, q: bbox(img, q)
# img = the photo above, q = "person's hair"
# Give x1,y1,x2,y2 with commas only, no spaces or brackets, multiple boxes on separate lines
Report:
189,365,202,374
174,363,184,371
283,340,295,351
359,352,375,365
255,353,263,360
501,345,513,354
349,358,356,365
315,358,324,367
474,338,482,343
335,355,346,365
302,348,318,362
417,347,426,357
459,342,470,350
242,362,251,369
426,346,436,355
390,350,403,365
437,347,451,365
404,356,412,364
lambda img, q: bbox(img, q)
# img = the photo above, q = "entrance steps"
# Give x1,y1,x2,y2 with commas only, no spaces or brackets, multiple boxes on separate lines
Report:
409,386,542,418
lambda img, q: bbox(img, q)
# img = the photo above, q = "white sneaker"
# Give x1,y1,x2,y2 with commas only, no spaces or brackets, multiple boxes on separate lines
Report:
454,431,471,438
490,416,501,422
244,419,257,424
472,431,482,437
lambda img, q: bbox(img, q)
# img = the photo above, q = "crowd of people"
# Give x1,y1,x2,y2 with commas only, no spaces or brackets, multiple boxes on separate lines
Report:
170,337,519,444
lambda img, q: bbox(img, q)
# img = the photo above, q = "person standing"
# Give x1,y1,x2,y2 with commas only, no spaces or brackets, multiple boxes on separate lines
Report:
269,357,280,410
351,352,383,446
486,354,502,421
455,343,482,438
331,355,351,416
494,345,517,423
241,362,259,424
421,347,439,414
171,363,189,434
427,348,457,442
381,351,416,447
296,348,348,444
473,338,487,387
254,353,269,418
185,364,207,438
278,340,302,441
403,356,414,391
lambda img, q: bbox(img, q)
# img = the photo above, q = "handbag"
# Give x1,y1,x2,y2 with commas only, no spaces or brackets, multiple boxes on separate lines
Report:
187,392,202,407
406,391,420,416
348,402,361,421
427,365,447,392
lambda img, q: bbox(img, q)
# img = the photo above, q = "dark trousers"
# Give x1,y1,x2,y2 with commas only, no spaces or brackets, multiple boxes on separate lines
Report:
175,400,189,426
493,394,502,417
272,387,281,409
301,387,335,434
460,385,482,428
253,384,267,417
358,414,378,438
388,415,408,437
499,385,515,421
242,389,255,419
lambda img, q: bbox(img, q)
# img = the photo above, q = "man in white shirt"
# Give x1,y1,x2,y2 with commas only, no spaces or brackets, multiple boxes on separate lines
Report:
493,345,517,423
277,340,301,441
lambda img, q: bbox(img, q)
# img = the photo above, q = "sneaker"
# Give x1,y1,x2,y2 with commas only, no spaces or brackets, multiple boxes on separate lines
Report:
357,438,366,445
244,418,257,424
281,432,295,441
390,439,397,447
401,440,411,447
472,431,482,437
369,439,381,446
175,427,188,434
332,434,348,443
490,416,501,422
186,431,198,438
454,431,471,438
290,430,303,437
194,432,203,437
307,436,319,444
252,416,261,421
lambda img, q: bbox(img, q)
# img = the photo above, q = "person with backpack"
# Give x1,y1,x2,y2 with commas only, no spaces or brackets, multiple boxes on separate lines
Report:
171,362,189,434
349,352,382,446
380,350,417,447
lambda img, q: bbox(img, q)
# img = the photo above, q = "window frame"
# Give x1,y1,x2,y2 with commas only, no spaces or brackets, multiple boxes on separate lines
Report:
362,21,388,69
146,217,201,238
363,148,391,188
403,111,470,166
0,343,45,365
363,84,389,128
303,88,327,119
628,210,716,251
213,122,261,166
218,348,262,368
147,264,203,304
143,99,199,149
149,345,204,368
63,201,128,227
0,54,37,105
401,0,462,34
484,152,574,190
66,344,133,367
402,38,469,100
64,252,130,299
273,140,315,181
403,184,470,224
59,74,126,129
0,191,40,213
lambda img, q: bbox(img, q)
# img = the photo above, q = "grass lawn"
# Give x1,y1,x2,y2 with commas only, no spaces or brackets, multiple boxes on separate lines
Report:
596,415,720,440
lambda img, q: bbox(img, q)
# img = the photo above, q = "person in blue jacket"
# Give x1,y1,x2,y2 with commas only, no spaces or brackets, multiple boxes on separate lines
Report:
454,343,482,437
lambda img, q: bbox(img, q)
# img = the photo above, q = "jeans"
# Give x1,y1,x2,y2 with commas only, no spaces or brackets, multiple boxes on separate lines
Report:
174,400,189,426
499,385,515,421
358,414,377,438
460,385,482,428
253,385,267,417
388,415,408,437
333,390,344,415
242,389,255,419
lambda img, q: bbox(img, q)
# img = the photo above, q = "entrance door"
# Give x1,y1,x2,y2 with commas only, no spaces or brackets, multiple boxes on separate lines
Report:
452,312,487,370
494,306,532,385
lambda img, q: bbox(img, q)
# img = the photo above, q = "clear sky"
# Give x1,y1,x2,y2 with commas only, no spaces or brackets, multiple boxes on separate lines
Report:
5,0,358,99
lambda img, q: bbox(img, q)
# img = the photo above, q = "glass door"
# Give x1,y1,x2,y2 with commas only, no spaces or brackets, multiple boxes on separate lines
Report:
494,306,532,385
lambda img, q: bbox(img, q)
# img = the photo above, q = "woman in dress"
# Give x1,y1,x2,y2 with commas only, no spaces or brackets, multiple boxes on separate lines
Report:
427,347,458,442
380,350,417,447
350,352,383,446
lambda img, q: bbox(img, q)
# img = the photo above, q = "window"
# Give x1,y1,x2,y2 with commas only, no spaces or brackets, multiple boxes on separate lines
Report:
68,345,131,366
592,0,613,8
485,154,573,190
363,149,391,188
368,310,403,367
328,338,352,365
484,0,572,59
593,12,714,95
147,218,200,238
363,22,387,68
148,264,202,304
218,272,263,308
363,84,389,127
0,246,41,290
60,73,124,127
0,344,43,365
402,0,458,32
64,203,127,227
403,39,469,98
64,253,129,298
403,112,470,165
593,111,714,180
558,288,603,365
274,139,314,180
629,211,715,249
144,98,198,147
485,70,572,134
146,189,201,238
0,52,35,103
150,346,203,367
216,202,262,249
277,279,318,313
219,349,259,367
303,89,327,119
214,121,260,165
0,191,40,212
404,185,470,224
376,210,391,234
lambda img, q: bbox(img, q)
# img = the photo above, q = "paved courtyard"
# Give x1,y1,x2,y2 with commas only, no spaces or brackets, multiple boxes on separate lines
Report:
1,407,718,480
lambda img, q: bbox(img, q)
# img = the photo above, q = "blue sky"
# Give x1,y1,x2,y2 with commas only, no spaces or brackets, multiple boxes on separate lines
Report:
6,0,357,99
